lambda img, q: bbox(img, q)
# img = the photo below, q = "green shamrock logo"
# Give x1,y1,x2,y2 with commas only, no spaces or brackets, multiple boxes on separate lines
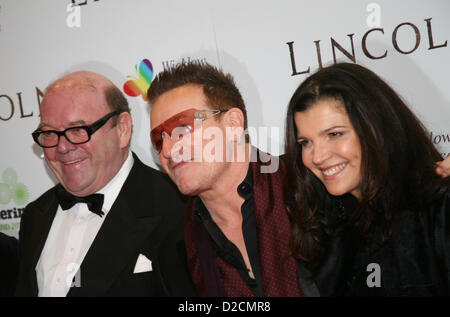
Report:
0,168,29,205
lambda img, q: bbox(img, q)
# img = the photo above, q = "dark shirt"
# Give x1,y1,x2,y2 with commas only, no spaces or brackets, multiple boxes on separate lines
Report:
193,164,264,296
0,232,19,297
307,192,450,296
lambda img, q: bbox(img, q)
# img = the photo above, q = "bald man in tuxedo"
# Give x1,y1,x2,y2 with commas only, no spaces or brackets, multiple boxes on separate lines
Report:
15,71,196,297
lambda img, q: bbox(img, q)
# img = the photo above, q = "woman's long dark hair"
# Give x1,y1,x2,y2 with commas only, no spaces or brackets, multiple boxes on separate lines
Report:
285,62,449,271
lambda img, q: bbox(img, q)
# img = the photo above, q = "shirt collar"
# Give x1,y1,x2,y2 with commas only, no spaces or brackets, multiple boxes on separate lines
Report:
237,163,253,199
97,150,134,215
194,163,253,220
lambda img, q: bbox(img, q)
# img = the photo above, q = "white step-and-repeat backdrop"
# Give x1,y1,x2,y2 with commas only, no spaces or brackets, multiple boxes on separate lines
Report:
1,0,449,238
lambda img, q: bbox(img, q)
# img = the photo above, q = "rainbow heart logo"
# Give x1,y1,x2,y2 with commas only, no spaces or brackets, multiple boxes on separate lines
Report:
123,59,154,101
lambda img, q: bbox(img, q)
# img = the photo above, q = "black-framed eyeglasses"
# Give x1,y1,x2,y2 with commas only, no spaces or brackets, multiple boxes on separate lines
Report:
32,110,123,148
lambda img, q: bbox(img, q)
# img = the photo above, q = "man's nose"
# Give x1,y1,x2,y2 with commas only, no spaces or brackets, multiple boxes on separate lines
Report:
56,134,77,153
160,134,176,160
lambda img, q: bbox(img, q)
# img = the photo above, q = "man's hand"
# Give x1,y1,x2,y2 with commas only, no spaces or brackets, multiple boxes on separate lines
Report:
435,156,450,178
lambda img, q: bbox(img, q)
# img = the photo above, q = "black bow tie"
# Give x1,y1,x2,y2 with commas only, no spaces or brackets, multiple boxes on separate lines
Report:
55,185,105,217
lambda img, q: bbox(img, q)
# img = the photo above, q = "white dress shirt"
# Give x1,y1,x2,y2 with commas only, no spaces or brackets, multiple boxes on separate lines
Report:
36,151,134,297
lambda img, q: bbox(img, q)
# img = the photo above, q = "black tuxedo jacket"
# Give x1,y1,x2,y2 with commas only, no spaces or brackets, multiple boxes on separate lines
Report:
15,153,197,297
0,232,19,297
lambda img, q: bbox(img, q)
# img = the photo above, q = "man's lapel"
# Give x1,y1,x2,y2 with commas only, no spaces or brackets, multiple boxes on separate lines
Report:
26,192,58,296
67,157,162,296
33,196,59,266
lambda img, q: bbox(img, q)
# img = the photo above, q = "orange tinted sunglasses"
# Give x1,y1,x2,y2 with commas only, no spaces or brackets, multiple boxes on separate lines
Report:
150,108,228,153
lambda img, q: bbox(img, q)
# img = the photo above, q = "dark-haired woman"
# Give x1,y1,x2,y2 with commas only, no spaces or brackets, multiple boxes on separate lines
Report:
285,62,450,296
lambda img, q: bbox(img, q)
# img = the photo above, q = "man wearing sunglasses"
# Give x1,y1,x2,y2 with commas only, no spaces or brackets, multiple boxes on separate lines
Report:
148,62,303,296
15,71,196,297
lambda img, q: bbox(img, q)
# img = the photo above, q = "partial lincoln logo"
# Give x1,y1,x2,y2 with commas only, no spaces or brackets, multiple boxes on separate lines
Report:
287,17,447,76
0,88,43,122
